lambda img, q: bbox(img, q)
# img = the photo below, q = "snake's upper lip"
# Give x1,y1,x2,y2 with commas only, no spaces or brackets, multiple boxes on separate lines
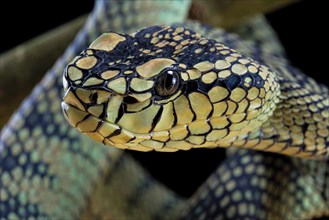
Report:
61,100,148,148
63,87,86,112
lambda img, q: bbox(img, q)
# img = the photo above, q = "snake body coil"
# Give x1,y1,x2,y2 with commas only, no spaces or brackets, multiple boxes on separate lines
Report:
1,1,328,219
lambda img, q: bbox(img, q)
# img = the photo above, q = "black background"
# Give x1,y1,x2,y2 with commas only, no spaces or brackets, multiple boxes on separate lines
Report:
1,0,328,213
1,0,327,85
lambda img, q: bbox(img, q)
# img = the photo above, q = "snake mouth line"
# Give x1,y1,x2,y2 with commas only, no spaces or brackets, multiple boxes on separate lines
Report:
62,100,205,152
61,100,153,147
61,87,156,147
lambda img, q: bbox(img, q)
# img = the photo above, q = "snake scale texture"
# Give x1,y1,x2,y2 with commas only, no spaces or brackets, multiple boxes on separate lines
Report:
1,1,328,219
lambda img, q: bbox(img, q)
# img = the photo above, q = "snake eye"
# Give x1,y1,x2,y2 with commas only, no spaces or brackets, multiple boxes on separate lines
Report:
155,69,180,97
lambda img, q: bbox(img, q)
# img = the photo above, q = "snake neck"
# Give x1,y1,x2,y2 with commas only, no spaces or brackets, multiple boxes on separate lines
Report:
83,0,192,40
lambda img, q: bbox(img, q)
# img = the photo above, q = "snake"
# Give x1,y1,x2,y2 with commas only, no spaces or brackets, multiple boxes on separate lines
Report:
1,1,328,219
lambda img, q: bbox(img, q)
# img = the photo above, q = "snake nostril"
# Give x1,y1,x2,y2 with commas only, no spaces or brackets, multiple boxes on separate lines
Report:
123,96,139,104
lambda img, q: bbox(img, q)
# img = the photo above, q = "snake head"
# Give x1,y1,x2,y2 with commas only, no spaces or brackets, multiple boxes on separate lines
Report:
62,25,280,152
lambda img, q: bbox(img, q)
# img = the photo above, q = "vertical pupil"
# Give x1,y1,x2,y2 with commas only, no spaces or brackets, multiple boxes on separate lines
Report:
165,71,175,91
155,69,180,98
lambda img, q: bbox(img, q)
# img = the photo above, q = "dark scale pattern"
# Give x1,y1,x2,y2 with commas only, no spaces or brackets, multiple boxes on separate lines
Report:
180,149,328,220
2,1,329,219
1,1,192,219
69,24,266,94
0,75,113,218
63,23,281,154
62,15,328,219
0,2,116,218
224,74,243,90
